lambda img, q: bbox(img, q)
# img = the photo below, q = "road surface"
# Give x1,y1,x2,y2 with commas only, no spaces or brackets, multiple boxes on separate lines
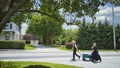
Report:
0,45,120,68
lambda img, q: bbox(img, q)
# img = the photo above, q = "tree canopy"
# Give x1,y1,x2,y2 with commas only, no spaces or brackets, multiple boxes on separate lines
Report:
0,0,119,33
76,19,120,49
27,13,63,45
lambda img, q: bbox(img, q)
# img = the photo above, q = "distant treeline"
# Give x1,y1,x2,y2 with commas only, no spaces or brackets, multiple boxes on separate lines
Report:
76,19,120,50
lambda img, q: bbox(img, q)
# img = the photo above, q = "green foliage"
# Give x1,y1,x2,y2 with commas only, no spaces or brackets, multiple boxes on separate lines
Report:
0,61,18,68
97,21,113,49
10,0,110,26
0,41,25,49
25,44,36,50
27,13,63,45
116,24,120,49
76,19,120,50
11,12,27,27
57,29,78,45
5,61,81,68
0,0,120,34
10,0,33,25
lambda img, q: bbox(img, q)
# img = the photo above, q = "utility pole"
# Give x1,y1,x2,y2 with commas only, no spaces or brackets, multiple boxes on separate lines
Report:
112,4,116,50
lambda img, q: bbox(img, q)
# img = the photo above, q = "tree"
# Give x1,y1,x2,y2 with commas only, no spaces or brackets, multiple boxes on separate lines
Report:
1,0,117,33
0,0,30,33
27,13,63,45
76,18,118,50
60,29,78,44
11,12,28,39
116,24,120,49
97,20,113,49
76,18,91,49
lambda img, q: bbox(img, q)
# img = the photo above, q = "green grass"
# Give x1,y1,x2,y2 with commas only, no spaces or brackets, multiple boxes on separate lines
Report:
53,45,120,52
80,49,120,52
59,46,72,51
1,61,82,68
99,49,120,52
52,45,72,51
25,44,36,50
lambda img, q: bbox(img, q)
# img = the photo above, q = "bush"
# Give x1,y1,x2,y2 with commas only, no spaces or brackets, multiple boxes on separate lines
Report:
0,40,25,49
24,65,51,68
65,42,73,49
0,61,18,68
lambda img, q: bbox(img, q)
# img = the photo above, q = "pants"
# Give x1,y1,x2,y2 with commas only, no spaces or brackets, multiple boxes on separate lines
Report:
73,51,80,60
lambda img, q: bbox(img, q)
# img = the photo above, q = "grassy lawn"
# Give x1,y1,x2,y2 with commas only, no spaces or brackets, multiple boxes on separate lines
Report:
99,49,120,52
53,45,120,52
25,44,36,50
59,46,72,51
80,49,120,52
0,61,82,68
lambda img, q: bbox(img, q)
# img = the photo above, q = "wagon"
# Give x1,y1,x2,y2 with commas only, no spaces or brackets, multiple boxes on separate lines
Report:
82,54,92,61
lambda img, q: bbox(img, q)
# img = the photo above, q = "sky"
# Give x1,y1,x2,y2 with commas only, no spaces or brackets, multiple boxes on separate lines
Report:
21,5,120,35
63,5,120,29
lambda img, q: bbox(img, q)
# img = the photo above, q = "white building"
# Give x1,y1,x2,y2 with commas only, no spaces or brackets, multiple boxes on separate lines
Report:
0,22,20,40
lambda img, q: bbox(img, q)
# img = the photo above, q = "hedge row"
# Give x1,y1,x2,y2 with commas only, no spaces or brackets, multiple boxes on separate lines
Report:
0,40,25,49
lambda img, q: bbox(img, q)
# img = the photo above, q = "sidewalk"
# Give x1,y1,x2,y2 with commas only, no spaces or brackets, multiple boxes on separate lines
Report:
0,44,120,68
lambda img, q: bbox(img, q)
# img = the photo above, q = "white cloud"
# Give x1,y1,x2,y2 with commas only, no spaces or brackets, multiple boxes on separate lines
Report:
62,6,120,29
62,23,78,30
96,6,112,16
95,6,120,24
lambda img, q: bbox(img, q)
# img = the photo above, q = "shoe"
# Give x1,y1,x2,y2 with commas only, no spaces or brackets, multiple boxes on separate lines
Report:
71,59,76,61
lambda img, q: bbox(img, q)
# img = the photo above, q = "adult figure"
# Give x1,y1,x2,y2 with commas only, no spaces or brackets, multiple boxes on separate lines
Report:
71,40,80,61
91,43,101,62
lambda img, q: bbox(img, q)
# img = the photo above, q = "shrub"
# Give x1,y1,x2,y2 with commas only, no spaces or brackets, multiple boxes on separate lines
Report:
0,61,18,68
24,65,51,68
65,42,73,49
0,40,25,49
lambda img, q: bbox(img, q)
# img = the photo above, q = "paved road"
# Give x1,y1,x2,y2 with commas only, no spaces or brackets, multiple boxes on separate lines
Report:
0,45,120,68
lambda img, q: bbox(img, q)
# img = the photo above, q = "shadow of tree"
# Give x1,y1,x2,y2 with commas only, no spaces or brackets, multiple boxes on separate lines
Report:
24,65,51,68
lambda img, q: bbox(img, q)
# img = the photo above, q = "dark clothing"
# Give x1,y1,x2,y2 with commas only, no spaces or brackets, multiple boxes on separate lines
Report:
91,47,101,62
73,51,80,60
92,50,99,59
73,44,77,52
93,46,97,51
72,44,80,60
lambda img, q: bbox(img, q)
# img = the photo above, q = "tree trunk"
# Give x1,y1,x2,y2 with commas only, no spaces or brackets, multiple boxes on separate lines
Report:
0,0,30,33
19,26,22,40
0,0,8,14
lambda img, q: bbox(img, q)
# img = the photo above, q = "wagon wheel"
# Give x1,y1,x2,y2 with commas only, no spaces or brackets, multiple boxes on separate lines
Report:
82,58,86,61
89,57,92,61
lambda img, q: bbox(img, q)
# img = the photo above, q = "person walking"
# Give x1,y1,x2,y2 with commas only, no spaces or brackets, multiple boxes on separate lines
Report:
71,40,80,61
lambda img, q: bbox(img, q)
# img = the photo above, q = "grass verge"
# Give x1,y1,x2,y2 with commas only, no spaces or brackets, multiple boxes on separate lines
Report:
25,44,36,50
53,45,120,52
52,45,72,51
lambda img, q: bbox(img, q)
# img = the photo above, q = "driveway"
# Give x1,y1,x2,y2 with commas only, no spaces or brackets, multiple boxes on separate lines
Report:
0,44,120,68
